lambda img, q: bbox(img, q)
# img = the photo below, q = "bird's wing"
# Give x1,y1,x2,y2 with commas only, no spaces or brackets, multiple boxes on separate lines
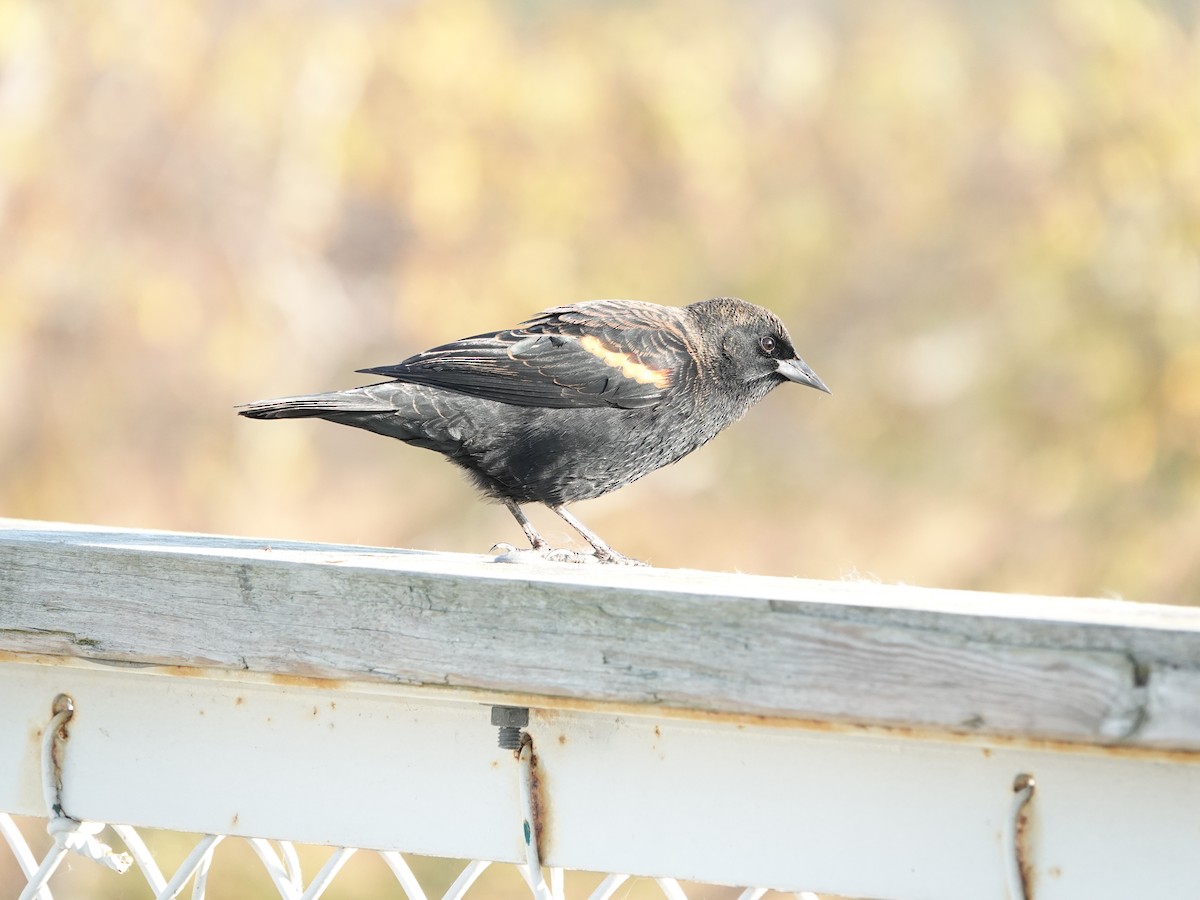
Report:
357,302,696,409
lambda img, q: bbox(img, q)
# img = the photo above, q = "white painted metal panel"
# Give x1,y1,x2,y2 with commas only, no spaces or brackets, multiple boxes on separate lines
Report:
531,709,1200,898
1,660,521,861
3,658,1199,899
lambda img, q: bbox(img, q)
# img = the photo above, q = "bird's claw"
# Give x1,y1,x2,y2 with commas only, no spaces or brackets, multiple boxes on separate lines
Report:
490,544,552,565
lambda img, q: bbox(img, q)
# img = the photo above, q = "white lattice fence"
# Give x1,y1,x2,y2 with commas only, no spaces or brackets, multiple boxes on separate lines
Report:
3,519,1200,899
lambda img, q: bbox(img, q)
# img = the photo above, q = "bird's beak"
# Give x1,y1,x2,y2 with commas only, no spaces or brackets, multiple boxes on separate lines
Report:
776,357,830,393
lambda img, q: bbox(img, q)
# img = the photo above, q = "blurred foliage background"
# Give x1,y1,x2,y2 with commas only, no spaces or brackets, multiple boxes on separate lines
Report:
2,0,1199,607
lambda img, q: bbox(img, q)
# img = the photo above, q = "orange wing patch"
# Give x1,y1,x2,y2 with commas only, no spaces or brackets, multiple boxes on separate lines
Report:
578,335,672,388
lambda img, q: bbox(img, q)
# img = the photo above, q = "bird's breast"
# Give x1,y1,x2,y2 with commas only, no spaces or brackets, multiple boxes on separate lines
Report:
462,400,717,505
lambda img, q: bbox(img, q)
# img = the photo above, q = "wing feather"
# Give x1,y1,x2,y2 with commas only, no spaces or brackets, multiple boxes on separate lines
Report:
357,302,694,409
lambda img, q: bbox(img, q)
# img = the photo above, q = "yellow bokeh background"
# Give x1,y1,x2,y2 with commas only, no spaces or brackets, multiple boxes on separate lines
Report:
3,1,1200,896
2,0,1199,607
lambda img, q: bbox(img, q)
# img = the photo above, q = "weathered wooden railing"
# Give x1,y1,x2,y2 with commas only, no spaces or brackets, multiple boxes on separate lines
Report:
2,518,1199,899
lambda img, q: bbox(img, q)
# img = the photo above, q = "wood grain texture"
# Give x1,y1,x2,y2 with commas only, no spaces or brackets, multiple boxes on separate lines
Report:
3,518,1199,749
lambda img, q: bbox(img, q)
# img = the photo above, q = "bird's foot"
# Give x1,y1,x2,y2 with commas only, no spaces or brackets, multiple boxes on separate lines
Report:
490,543,646,565
490,543,598,565
489,542,529,563
546,547,605,564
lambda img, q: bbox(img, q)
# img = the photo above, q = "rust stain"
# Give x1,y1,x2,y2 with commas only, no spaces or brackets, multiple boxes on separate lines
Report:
578,335,671,387
235,696,244,706
557,733,567,745
151,664,208,678
527,741,549,862
267,672,346,691
1013,773,1037,899
47,695,74,818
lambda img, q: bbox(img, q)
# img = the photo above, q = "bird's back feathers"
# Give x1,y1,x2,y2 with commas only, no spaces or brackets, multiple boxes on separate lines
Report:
356,300,695,410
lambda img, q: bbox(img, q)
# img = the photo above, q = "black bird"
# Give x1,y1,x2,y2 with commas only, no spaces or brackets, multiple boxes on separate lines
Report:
238,297,829,564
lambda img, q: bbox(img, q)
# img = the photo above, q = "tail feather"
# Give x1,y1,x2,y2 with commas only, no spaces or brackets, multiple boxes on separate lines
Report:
237,386,399,420
237,382,478,452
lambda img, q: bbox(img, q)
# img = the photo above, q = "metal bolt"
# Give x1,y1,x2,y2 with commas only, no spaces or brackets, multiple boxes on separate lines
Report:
491,705,529,750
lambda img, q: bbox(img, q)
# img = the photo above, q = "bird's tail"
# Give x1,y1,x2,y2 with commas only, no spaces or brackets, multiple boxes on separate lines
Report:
238,382,473,451
237,386,398,420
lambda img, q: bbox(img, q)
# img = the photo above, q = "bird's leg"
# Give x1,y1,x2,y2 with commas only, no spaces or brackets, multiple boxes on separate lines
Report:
551,506,647,566
493,501,597,564
504,501,550,551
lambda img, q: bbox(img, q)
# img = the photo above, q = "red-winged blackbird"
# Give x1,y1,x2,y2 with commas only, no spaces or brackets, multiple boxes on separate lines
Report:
239,297,828,564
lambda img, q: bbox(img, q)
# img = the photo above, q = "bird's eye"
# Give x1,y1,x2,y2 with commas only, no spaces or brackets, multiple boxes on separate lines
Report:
759,336,777,355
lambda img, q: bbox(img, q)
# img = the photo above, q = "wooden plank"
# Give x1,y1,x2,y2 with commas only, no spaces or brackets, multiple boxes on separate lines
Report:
2,518,1200,749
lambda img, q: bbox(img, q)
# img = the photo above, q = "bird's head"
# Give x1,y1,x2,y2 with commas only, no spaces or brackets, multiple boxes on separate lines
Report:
688,297,830,397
